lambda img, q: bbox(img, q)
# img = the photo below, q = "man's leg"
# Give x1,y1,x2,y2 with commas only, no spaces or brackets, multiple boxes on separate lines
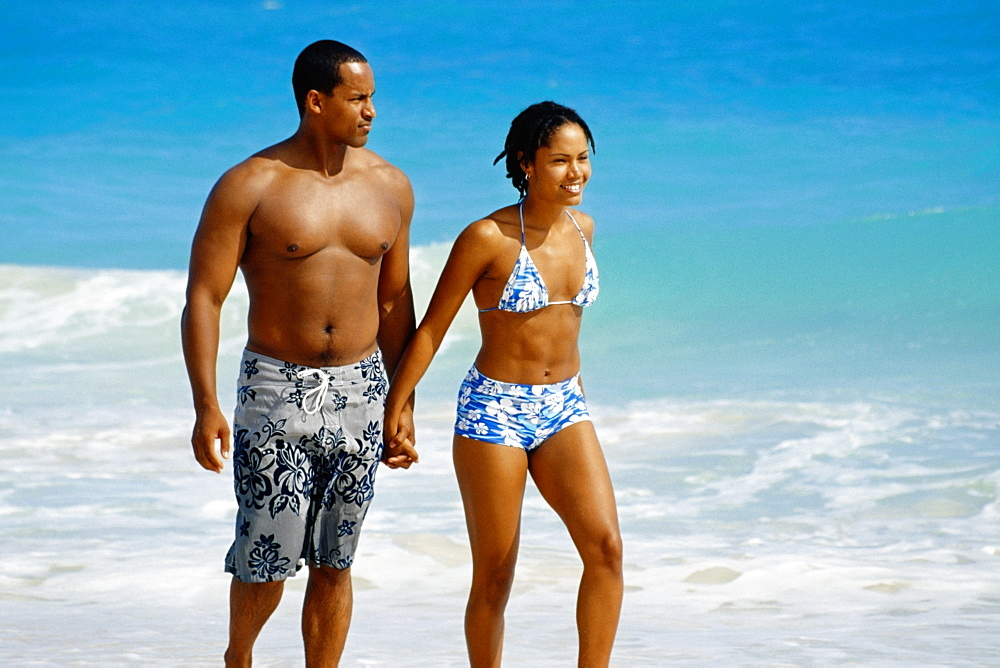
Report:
225,576,285,667
302,564,353,666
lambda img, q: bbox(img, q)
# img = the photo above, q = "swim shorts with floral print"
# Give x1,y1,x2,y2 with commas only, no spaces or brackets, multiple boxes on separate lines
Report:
225,349,387,583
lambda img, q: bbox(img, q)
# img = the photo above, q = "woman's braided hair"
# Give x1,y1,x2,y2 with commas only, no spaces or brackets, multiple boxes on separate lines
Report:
494,101,595,198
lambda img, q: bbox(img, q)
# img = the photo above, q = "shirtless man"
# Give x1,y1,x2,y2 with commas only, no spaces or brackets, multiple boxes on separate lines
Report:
181,40,416,666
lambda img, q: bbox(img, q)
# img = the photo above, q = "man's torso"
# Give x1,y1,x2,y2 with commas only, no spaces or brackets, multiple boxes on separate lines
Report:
239,148,403,367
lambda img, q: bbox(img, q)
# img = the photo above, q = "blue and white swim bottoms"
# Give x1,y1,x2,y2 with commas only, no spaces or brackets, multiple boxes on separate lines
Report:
454,365,591,452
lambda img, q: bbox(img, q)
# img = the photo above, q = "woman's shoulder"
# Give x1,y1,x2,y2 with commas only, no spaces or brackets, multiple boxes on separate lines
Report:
567,207,595,234
459,205,521,244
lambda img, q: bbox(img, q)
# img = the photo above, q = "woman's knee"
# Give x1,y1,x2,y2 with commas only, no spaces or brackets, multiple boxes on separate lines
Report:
581,527,623,574
471,556,517,604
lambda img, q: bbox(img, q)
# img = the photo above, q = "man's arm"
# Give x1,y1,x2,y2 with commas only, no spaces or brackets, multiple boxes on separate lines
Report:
376,169,416,376
181,164,257,473
376,169,417,467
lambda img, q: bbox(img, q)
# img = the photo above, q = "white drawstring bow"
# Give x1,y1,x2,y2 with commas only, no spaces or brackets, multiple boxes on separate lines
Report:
296,368,332,415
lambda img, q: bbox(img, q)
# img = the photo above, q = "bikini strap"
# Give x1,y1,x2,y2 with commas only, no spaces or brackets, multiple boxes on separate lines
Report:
565,209,587,241
518,200,527,244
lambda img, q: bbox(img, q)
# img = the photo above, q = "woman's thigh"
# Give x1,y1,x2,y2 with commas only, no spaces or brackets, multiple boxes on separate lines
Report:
453,435,530,562
527,421,621,549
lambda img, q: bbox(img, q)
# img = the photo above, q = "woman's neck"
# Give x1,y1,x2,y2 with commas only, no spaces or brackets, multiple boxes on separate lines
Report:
519,196,567,230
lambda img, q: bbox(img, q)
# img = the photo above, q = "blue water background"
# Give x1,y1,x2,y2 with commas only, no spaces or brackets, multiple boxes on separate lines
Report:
4,0,997,394
3,0,997,262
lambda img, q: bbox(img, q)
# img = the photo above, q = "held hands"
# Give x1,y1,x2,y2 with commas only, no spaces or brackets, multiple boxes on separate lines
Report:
194,403,417,472
191,406,231,473
382,407,419,469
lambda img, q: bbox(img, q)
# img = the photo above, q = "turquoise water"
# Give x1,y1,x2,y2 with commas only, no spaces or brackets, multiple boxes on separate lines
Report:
2,1,999,664
585,207,1000,401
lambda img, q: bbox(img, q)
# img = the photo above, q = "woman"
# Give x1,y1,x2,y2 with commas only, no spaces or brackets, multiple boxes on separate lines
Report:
384,101,623,667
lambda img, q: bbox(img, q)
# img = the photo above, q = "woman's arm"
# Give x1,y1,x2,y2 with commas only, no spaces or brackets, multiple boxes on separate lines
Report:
382,220,501,464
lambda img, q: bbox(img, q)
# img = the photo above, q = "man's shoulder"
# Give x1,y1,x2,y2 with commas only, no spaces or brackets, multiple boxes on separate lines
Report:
202,152,284,216
349,148,413,209
352,148,409,184
216,149,284,193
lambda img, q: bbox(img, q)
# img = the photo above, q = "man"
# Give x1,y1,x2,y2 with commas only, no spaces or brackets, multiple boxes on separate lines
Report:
181,40,417,666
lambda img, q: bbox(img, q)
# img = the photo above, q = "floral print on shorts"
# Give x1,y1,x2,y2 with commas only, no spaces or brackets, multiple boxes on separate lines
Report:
225,349,387,582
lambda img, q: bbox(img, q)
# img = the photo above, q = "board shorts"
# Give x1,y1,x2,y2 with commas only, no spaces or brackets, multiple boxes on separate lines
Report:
454,365,591,452
225,349,387,583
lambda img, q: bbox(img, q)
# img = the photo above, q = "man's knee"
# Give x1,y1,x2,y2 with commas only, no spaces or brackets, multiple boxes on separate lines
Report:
231,575,285,603
307,564,352,589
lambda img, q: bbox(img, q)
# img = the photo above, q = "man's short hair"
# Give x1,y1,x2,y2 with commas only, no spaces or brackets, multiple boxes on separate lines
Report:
292,40,368,117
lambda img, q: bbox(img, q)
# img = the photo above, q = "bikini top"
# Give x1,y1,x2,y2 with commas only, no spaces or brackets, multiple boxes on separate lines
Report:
480,203,600,313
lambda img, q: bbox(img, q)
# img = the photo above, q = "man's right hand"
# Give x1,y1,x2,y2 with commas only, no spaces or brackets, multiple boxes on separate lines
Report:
191,408,232,473
382,408,419,469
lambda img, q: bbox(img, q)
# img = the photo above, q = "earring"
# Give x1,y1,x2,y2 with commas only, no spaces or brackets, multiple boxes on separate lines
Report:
526,174,531,180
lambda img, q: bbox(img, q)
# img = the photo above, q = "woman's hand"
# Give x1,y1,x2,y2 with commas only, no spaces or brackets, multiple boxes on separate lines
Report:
382,406,419,469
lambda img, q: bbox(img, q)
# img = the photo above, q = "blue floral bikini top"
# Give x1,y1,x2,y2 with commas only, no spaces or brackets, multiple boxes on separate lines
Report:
480,202,600,313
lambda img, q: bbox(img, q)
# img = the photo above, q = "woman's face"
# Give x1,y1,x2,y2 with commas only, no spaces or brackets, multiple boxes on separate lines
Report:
523,122,591,205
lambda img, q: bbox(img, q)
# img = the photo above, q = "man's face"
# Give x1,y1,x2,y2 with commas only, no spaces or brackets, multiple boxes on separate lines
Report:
320,61,376,147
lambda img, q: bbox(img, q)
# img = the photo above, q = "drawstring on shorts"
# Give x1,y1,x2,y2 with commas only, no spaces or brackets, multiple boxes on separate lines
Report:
297,368,331,415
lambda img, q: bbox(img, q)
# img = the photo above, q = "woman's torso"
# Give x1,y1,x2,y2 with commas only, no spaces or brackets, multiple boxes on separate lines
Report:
470,204,598,385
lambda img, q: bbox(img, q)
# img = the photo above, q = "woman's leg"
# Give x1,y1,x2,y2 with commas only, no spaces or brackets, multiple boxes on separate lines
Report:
453,435,529,668
528,420,623,668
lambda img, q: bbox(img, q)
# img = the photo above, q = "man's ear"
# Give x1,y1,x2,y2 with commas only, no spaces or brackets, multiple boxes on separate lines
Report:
304,89,323,115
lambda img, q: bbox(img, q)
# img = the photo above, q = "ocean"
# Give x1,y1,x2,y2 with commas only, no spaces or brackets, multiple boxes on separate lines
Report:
2,1,999,665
